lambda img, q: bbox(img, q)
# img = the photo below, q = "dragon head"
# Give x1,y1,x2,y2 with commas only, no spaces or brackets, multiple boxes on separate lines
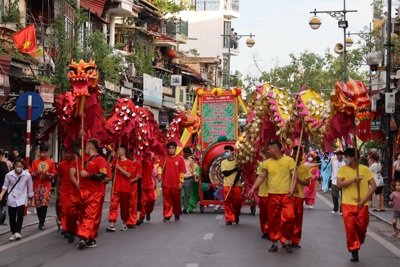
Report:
332,79,371,121
68,59,99,97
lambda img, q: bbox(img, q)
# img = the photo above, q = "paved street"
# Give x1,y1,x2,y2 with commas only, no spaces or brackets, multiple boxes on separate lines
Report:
0,190,399,267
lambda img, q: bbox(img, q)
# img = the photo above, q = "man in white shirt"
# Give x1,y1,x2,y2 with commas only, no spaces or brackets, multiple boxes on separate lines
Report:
330,150,345,214
0,158,34,241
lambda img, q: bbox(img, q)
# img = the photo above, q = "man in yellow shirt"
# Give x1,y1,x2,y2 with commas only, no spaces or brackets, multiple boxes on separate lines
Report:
249,141,295,253
221,145,242,225
283,146,311,248
337,148,376,262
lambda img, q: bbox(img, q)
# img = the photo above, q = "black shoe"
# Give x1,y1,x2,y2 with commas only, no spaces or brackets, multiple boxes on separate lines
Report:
183,210,188,214
235,217,239,225
291,243,301,248
261,233,269,239
351,250,359,262
127,224,136,229
68,234,75,244
163,217,170,222
38,224,45,230
146,214,151,221
86,239,97,248
282,244,293,253
226,222,232,225
174,215,180,221
136,218,144,226
268,245,278,252
77,239,86,250
63,233,69,239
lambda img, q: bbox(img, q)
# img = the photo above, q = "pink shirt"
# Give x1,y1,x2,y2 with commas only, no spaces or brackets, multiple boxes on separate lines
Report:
390,191,400,212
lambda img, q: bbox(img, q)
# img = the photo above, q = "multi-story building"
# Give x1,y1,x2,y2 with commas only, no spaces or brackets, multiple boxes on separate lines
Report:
175,0,240,88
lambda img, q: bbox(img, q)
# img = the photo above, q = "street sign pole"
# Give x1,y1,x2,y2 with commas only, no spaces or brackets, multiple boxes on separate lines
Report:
16,92,44,169
25,95,32,169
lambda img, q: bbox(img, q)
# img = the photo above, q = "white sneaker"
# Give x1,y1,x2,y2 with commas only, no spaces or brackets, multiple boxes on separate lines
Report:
120,223,127,231
26,211,32,215
14,232,22,240
309,205,314,209
214,205,220,211
9,234,16,241
331,211,336,214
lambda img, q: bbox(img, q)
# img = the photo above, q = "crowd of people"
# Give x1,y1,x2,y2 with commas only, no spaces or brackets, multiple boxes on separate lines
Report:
0,140,400,262
0,140,196,250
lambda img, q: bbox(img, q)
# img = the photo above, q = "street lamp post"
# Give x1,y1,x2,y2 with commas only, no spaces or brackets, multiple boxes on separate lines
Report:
308,0,357,82
222,33,255,90
384,0,393,205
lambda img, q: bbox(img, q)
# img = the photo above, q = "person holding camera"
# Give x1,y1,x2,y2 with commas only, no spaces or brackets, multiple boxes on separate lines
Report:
0,158,34,241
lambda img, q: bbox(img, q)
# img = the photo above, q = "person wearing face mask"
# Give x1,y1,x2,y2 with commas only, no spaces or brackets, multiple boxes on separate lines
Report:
221,145,242,225
303,151,320,209
321,152,332,192
0,158,34,241
337,148,377,262
330,150,345,214
29,144,57,231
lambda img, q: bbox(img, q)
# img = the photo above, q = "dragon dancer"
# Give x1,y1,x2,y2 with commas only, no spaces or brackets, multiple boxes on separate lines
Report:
70,138,111,250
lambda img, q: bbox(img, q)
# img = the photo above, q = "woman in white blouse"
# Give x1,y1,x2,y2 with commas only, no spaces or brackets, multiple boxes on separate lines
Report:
369,153,384,212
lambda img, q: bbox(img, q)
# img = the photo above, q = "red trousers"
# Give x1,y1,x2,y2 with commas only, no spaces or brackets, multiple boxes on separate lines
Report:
267,194,294,242
140,188,156,219
223,186,242,222
162,187,181,218
291,196,304,244
258,196,268,234
342,204,369,251
76,189,102,240
126,189,138,225
60,191,69,231
66,193,80,234
90,195,104,239
108,191,130,223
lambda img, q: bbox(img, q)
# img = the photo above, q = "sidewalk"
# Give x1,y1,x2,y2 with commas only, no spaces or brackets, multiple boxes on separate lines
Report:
0,188,113,236
0,196,58,235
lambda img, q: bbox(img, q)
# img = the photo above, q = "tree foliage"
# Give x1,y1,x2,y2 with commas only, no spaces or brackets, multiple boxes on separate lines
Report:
153,0,192,15
241,49,368,98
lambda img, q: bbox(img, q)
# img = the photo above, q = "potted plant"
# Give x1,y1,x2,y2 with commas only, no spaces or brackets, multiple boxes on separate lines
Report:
1,0,22,30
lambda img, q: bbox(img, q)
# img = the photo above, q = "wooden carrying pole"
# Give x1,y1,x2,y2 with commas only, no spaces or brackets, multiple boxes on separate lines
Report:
290,125,304,194
111,139,121,198
353,131,361,202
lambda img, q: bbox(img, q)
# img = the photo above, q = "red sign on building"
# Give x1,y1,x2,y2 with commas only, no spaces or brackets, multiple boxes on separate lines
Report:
39,83,56,103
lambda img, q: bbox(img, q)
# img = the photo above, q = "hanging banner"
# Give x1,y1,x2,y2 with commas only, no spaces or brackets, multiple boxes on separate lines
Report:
199,89,238,150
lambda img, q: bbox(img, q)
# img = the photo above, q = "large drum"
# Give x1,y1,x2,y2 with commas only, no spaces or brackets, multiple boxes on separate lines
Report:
201,140,236,184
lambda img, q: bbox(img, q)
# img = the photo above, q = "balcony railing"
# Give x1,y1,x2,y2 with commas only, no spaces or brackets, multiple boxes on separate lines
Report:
196,1,239,12
166,18,188,37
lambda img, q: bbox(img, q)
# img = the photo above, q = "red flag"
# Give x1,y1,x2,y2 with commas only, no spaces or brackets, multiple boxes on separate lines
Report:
12,24,37,55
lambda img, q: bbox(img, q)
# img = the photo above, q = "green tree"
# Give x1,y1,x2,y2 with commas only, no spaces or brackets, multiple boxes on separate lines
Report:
245,50,367,95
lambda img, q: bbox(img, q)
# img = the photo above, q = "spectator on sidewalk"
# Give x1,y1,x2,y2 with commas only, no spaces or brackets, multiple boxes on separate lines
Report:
368,153,384,212
330,150,345,214
389,181,400,238
0,158,34,241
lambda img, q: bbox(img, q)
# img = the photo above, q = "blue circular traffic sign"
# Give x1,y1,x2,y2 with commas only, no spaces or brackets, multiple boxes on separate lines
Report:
16,92,45,121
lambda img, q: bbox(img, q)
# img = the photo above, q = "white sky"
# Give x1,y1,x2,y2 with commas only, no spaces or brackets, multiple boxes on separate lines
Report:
231,0,377,78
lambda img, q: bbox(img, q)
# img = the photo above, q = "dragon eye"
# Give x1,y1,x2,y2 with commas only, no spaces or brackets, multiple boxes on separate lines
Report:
86,67,95,75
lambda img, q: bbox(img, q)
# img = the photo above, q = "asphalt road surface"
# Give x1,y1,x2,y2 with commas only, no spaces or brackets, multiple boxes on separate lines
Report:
0,192,399,267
